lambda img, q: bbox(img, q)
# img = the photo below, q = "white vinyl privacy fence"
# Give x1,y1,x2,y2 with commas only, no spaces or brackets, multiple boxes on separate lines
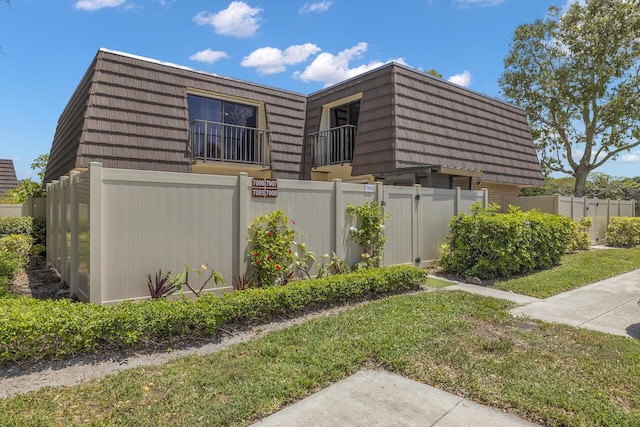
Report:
0,204,23,218
0,197,46,218
47,163,487,305
505,195,635,244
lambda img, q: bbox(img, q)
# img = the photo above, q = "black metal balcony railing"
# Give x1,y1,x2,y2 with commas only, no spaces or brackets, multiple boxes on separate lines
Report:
310,125,357,167
189,120,271,166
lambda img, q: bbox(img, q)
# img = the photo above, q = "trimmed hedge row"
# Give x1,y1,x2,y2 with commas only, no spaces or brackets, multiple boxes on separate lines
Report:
0,265,428,367
440,205,573,279
0,216,45,246
0,216,33,237
606,217,640,248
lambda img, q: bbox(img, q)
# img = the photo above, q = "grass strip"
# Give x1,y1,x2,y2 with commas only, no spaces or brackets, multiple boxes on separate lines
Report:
492,247,640,298
1,291,638,426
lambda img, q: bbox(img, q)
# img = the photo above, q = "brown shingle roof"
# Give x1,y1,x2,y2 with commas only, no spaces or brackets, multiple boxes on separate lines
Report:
391,65,543,186
305,63,543,186
46,50,543,187
45,49,308,183
0,159,19,195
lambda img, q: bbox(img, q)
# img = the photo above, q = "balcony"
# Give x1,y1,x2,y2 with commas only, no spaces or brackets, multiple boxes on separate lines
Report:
189,120,271,167
311,125,357,167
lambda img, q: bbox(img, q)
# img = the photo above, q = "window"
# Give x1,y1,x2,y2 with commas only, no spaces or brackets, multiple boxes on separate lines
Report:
188,94,258,162
325,100,359,164
330,100,360,128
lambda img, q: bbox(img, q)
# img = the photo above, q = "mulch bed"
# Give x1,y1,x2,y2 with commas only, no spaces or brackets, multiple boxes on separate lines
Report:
9,256,69,299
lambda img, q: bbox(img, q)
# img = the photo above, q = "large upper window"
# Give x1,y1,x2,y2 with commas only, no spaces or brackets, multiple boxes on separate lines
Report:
330,100,360,128
187,95,257,128
188,94,259,163
311,99,360,167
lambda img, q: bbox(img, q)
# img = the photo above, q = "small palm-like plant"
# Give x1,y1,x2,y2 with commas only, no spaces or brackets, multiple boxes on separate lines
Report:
233,274,256,291
146,269,176,299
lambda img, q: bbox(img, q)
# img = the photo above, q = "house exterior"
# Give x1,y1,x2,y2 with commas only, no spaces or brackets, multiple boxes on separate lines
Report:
0,159,19,195
45,48,544,206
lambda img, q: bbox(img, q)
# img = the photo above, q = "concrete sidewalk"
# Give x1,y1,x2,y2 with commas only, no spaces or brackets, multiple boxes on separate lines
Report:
444,282,540,305
251,370,538,426
510,269,640,338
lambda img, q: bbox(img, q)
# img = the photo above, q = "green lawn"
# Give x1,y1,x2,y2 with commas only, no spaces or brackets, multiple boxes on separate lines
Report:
492,247,640,298
1,291,638,426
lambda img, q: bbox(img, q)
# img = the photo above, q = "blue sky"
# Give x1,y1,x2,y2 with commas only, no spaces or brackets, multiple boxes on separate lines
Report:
1,0,638,181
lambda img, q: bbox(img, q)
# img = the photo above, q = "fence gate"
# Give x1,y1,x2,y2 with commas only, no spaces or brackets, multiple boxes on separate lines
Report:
382,186,486,267
382,186,419,267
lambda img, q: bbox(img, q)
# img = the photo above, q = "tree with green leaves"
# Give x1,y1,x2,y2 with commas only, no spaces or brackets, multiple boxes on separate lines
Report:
425,68,443,79
0,153,48,204
500,0,640,196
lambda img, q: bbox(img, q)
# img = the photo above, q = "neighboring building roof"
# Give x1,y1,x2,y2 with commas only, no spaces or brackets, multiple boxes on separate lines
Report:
0,159,19,195
305,63,544,187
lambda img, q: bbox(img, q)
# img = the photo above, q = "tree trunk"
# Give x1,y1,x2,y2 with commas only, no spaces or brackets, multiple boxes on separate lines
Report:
573,167,589,196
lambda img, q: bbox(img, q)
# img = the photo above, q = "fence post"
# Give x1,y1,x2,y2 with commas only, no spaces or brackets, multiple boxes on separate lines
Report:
237,172,249,281
482,188,489,208
413,184,421,265
45,183,52,267
376,181,385,266
570,195,574,219
583,196,588,219
455,187,461,215
69,171,80,298
22,196,32,217
51,180,60,271
375,181,384,206
333,179,344,260
89,162,103,304
59,176,69,285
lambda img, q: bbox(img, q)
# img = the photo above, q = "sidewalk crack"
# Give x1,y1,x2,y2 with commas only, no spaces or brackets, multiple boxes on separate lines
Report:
431,399,464,426
578,296,639,327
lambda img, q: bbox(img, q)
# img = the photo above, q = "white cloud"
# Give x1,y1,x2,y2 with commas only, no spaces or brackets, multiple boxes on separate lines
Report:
447,70,472,87
619,152,640,162
193,1,261,38
189,49,229,64
73,0,127,11
295,42,407,87
572,148,585,158
242,43,321,74
453,0,505,8
300,1,332,14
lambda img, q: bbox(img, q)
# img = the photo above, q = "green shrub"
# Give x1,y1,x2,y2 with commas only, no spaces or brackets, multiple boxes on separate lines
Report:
0,235,33,296
0,252,20,295
606,217,640,248
247,210,297,286
0,216,33,238
439,204,573,279
0,234,34,265
346,202,388,269
567,217,592,252
31,217,46,246
0,265,427,366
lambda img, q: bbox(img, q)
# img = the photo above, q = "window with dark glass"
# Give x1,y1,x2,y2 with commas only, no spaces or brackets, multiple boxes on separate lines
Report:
325,100,359,164
330,100,360,128
188,94,258,162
